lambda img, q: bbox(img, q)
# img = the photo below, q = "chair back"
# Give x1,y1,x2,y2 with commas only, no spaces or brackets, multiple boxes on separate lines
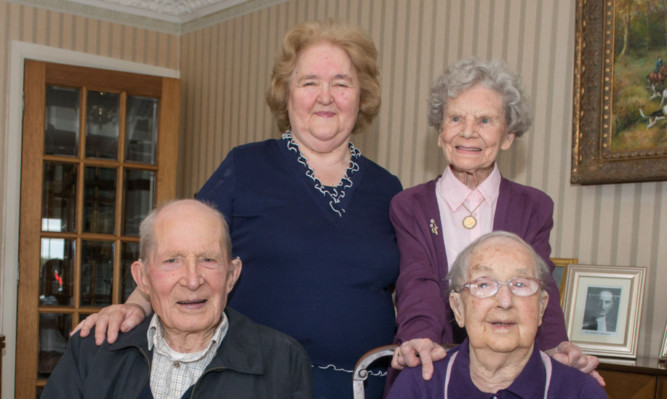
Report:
352,344,397,399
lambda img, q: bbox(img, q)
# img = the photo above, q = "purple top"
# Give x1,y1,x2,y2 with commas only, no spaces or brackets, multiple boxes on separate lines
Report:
387,340,608,399
390,177,568,348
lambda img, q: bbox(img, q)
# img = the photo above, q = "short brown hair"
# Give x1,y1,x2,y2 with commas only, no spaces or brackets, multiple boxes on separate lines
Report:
266,20,381,133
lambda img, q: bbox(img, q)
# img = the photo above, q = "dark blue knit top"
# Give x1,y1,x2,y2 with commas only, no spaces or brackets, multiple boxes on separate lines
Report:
196,135,401,370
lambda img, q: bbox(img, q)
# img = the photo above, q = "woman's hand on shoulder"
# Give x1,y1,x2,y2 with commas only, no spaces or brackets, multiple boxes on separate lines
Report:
546,341,605,386
70,303,147,345
392,338,447,380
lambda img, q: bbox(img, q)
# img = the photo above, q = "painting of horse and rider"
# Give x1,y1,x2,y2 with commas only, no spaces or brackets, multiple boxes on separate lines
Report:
612,0,667,152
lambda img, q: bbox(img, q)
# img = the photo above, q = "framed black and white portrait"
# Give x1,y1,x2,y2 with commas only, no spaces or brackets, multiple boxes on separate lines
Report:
580,286,621,334
562,265,647,358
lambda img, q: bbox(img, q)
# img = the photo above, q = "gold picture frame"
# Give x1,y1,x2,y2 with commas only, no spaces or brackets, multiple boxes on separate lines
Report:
550,257,578,305
561,264,646,359
571,0,667,184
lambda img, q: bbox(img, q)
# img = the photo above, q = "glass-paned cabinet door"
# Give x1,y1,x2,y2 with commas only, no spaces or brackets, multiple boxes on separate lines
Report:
44,86,80,157
85,90,119,160
18,60,179,399
39,238,75,307
80,240,114,307
126,96,158,164
83,166,117,235
36,237,75,380
42,162,78,233
37,313,72,378
123,169,155,236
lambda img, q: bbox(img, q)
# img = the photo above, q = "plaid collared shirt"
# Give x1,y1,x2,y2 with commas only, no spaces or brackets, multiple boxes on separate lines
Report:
147,313,229,399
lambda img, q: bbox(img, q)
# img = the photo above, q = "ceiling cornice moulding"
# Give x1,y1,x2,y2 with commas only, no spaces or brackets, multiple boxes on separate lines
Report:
9,0,287,34
67,0,249,23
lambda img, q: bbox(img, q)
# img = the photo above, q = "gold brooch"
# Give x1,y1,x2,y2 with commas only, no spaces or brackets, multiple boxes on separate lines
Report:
429,219,438,235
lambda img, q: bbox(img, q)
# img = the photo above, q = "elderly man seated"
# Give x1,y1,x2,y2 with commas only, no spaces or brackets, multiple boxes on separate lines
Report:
42,200,312,398
387,231,608,398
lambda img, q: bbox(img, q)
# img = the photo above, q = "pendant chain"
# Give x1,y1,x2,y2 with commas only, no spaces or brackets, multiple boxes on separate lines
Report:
461,193,484,229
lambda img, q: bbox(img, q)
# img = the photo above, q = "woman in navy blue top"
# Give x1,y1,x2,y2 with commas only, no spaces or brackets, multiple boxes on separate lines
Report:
197,133,401,398
76,20,401,399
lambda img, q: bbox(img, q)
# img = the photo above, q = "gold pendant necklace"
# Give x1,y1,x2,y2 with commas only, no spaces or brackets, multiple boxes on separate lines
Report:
462,213,477,229
461,199,483,229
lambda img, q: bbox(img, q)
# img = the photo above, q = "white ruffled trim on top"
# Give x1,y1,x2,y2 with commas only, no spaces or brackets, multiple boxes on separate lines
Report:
282,130,360,217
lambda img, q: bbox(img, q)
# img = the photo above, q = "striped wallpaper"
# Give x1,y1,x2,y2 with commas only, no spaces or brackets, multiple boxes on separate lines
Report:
1,0,666,392
177,0,666,361
0,1,181,396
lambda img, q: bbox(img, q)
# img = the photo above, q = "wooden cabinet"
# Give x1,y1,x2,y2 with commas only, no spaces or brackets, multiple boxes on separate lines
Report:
16,61,180,399
598,358,667,399
660,376,667,398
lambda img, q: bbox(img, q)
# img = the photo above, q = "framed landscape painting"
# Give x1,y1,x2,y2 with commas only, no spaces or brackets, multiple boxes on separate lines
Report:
571,0,667,184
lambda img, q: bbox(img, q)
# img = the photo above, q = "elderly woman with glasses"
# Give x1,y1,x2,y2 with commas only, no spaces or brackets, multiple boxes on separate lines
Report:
387,58,602,390
387,231,608,399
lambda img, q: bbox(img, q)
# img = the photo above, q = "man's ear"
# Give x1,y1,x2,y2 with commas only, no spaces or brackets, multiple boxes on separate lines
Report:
449,293,465,328
225,257,242,294
131,260,151,296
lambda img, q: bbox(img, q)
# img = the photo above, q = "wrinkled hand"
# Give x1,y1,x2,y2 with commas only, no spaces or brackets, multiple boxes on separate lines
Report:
546,341,605,386
70,303,147,345
391,338,448,380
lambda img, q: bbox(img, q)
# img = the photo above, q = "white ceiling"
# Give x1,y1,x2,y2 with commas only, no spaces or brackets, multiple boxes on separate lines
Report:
11,0,286,33
67,0,248,24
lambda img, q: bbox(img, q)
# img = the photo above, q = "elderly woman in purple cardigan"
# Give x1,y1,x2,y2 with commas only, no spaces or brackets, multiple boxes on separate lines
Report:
387,58,604,390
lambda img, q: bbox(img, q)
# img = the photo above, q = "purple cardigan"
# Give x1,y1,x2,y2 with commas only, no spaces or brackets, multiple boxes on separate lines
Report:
390,176,568,349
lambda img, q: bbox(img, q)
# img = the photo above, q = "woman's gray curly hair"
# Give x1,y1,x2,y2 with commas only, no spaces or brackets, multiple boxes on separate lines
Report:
427,58,532,137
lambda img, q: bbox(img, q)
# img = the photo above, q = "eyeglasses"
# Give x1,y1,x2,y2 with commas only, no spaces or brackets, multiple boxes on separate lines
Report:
459,276,542,298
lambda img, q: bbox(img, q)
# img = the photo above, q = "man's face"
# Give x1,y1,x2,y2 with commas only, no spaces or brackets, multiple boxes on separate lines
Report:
599,291,613,315
132,201,241,339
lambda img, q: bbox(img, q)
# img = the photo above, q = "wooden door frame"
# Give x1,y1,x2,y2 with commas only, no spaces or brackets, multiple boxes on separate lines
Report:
1,41,179,399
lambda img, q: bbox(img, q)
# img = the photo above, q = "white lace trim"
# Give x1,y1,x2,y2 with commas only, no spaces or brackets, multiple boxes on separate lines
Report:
282,130,360,217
